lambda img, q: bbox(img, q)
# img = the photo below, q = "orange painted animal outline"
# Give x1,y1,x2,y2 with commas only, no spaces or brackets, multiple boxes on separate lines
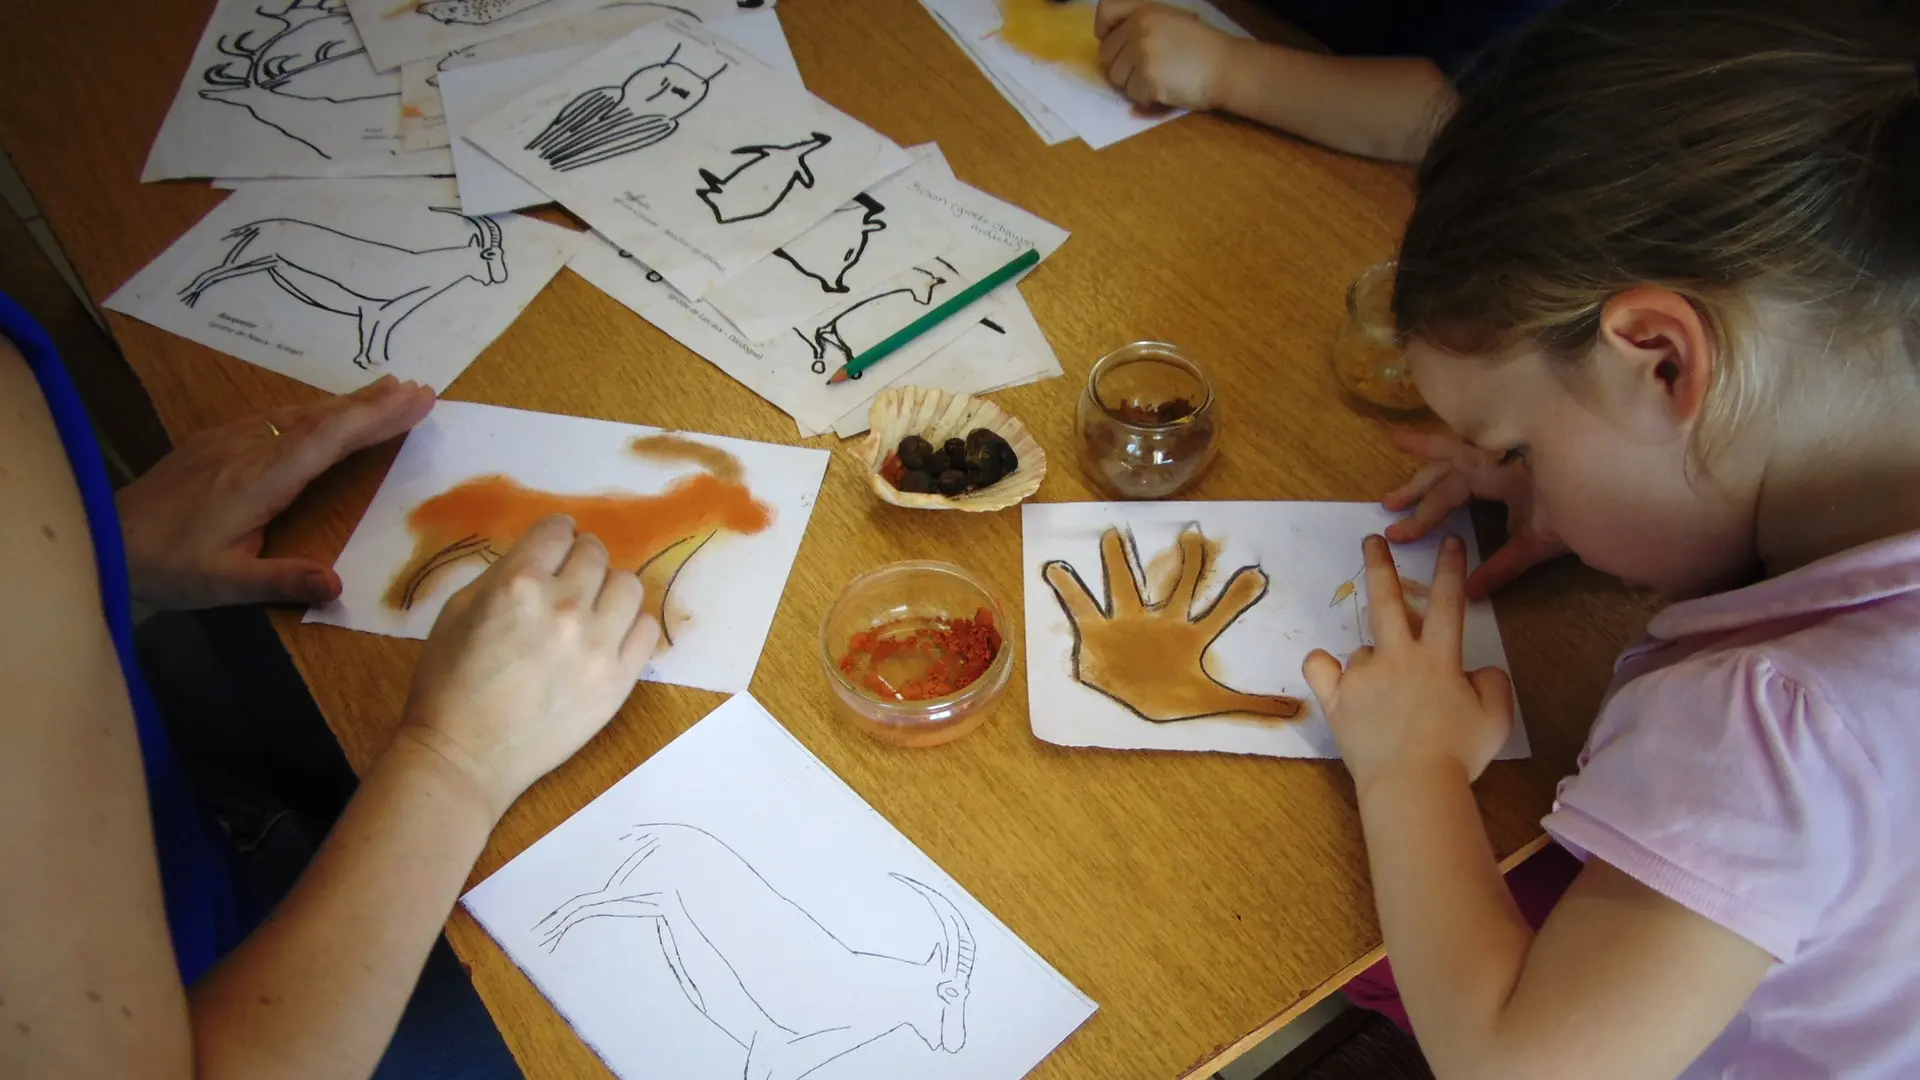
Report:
383,434,771,645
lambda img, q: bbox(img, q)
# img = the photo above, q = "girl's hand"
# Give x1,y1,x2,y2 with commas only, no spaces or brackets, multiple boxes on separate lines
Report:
1095,0,1238,111
397,515,660,818
117,376,436,610
1382,429,1567,598
1304,535,1515,797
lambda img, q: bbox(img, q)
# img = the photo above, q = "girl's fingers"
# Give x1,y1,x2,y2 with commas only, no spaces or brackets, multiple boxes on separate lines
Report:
1423,535,1468,659
1361,535,1412,647
1390,427,1469,463
500,514,577,578
1301,649,1344,706
1384,475,1468,542
1381,460,1452,511
1469,666,1516,728
1463,533,1562,599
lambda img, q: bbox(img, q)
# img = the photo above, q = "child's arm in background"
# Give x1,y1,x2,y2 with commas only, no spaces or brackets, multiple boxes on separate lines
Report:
1304,537,1773,1080
1093,0,1456,163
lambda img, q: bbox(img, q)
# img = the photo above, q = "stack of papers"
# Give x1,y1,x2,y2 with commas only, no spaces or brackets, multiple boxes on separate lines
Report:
918,0,1248,149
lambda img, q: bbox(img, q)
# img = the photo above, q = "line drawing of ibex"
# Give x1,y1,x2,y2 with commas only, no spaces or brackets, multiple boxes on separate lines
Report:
177,208,508,370
200,0,399,160
535,824,976,1080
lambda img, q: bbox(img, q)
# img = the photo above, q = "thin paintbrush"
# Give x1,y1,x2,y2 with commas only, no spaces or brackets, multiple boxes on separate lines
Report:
825,248,1042,385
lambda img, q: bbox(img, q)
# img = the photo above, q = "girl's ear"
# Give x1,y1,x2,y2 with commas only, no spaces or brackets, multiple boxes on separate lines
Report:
1590,288,1716,439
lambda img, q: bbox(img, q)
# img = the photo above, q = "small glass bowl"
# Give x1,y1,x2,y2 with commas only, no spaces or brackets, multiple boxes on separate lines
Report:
819,561,1015,748
1332,261,1427,416
1077,341,1219,500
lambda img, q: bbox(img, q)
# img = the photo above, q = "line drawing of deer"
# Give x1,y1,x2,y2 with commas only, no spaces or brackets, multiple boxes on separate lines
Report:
177,208,508,370
792,256,957,375
200,0,398,160
535,824,976,1080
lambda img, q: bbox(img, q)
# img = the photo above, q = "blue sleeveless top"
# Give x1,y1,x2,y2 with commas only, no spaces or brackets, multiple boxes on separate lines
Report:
3,291,242,983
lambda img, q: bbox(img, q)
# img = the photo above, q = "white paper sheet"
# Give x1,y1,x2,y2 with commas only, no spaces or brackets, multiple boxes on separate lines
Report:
462,693,1098,1080
567,157,1068,436
829,291,1062,437
304,401,827,694
703,158,961,344
922,6,1078,146
143,0,459,181
923,0,1245,150
440,10,801,216
104,178,580,394
466,18,911,299
343,0,605,72
401,2,792,151
1022,502,1529,760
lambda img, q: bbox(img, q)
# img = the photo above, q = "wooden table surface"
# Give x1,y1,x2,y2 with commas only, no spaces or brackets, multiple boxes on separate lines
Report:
0,2,1657,1076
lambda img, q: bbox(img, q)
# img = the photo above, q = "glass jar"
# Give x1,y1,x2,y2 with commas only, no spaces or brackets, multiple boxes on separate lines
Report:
1077,341,1219,500
820,561,1014,748
1331,260,1427,415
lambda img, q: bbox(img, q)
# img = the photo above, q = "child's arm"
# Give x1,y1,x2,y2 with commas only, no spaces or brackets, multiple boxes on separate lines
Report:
1306,537,1773,1080
1093,0,1457,162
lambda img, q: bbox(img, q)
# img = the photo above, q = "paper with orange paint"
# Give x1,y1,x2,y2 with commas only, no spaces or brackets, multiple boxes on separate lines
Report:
919,0,1248,150
305,400,828,693
1021,501,1529,760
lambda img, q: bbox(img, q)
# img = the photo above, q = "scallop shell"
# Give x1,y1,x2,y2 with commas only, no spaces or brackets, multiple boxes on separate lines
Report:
853,386,1047,512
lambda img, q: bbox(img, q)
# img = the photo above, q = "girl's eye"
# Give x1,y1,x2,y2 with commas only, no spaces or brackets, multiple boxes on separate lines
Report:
1499,446,1530,467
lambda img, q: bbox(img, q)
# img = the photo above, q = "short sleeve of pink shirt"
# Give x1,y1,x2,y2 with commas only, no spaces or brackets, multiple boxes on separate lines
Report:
1544,650,1875,961
1540,531,1920,1077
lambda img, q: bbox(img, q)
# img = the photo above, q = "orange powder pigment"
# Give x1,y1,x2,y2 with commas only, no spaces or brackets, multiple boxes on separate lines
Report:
839,608,1002,701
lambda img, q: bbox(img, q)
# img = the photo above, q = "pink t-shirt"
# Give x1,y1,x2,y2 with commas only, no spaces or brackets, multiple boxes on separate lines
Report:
1543,531,1920,1079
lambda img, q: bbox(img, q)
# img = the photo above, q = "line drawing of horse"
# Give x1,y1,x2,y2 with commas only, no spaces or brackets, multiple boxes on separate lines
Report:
696,132,833,224
535,823,976,1080
525,42,726,171
792,257,957,374
771,193,887,294
177,207,507,370
199,0,398,160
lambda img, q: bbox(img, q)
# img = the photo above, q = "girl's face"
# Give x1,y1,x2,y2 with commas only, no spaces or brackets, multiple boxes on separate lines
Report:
1408,337,1761,597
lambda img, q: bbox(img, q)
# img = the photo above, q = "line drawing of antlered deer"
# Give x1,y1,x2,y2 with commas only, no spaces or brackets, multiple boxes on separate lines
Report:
535,823,976,1080
178,208,508,370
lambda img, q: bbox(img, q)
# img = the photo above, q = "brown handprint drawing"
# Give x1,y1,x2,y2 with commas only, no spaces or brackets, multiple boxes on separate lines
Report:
1042,527,1305,724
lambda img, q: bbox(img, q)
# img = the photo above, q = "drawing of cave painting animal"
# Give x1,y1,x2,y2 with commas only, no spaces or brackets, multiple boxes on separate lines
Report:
772,194,886,295
403,0,555,25
794,257,956,376
177,208,507,371
200,0,398,160
383,435,773,645
1043,527,1306,723
525,44,726,171
697,133,833,224
536,824,974,1080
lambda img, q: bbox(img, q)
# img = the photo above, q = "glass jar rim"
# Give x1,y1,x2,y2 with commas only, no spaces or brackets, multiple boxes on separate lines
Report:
1086,341,1215,431
819,560,1014,711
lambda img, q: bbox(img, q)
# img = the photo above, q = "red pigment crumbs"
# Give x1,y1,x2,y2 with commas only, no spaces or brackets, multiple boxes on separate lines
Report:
839,608,1001,701
878,451,907,486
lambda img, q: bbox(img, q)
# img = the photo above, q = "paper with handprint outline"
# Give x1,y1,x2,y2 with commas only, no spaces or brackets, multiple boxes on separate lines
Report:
1023,501,1529,760
1042,527,1305,723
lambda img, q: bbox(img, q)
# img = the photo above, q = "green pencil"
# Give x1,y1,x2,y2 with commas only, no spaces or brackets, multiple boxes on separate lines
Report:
825,247,1042,385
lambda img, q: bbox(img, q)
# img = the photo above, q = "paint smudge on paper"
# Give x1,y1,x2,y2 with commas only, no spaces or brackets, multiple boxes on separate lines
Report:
993,0,1103,84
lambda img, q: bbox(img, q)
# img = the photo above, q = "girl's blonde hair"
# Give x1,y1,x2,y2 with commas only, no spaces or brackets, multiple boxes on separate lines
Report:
1394,0,1920,456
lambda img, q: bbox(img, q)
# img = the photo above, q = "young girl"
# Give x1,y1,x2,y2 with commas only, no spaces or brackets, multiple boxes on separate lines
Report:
1303,1,1920,1076
1092,0,1557,161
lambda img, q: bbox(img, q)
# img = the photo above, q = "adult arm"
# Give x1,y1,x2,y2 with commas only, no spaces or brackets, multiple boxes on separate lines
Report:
1,340,658,1079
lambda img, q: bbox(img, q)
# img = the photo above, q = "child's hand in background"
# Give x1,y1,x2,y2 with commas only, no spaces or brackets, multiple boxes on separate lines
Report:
1094,0,1239,111
1383,429,1568,598
1304,535,1514,796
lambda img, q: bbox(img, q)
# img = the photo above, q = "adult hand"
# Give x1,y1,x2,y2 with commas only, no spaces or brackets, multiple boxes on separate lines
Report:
1303,535,1514,797
117,376,435,610
397,515,661,819
1094,0,1238,111
1382,429,1568,598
